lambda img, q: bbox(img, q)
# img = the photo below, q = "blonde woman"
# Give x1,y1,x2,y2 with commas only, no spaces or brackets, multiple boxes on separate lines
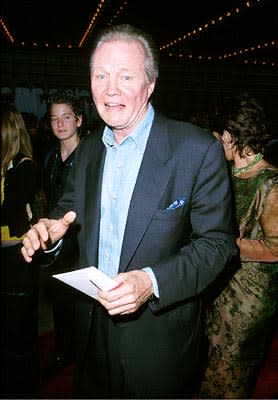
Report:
1,104,40,397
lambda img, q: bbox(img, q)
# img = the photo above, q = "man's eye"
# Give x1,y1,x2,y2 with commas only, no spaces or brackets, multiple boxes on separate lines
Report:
122,75,131,81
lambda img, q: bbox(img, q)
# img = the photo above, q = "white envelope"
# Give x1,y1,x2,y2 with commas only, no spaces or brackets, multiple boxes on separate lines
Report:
53,266,118,300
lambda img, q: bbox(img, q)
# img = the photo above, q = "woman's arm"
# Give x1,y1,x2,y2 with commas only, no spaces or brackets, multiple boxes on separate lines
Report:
237,185,278,262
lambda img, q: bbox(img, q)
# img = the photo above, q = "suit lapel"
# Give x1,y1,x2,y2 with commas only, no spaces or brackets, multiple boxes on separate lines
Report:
119,117,172,271
84,146,106,266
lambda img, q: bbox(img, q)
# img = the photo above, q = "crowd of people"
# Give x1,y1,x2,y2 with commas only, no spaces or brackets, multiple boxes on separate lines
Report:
1,23,277,399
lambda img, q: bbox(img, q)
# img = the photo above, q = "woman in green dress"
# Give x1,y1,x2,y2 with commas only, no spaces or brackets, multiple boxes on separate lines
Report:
199,94,278,399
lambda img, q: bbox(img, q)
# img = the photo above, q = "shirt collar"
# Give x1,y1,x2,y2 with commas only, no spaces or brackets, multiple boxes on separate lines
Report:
102,104,154,152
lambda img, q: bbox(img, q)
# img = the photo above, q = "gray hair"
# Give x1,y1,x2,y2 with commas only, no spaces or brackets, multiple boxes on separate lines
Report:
89,24,159,84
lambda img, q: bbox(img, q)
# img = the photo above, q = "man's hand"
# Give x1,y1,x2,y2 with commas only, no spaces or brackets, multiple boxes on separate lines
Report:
98,269,154,316
21,211,76,262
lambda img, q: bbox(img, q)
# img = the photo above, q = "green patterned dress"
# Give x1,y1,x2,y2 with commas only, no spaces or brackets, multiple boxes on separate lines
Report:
199,167,278,399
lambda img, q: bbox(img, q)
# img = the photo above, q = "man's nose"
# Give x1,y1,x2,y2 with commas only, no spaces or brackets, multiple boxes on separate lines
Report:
106,78,119,96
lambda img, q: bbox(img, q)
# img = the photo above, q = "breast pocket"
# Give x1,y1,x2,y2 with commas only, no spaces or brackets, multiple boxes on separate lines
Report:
151,205,190,238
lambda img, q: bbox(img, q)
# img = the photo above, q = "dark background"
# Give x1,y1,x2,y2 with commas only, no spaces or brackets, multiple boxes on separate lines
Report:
1,0,278,134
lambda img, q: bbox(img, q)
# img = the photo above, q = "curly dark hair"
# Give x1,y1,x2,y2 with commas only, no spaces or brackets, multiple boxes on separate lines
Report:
47,91,86,136
212,94,271,157
47,91,84,119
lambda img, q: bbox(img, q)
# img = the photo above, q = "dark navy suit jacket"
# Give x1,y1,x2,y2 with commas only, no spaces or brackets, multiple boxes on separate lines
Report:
51,111,237,397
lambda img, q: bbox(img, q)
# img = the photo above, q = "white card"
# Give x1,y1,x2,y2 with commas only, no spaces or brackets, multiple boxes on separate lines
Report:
53,266,118,300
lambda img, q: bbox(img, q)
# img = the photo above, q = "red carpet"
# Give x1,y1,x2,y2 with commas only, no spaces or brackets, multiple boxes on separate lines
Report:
252,329,278,399
38,329,73,399
38,329,278,399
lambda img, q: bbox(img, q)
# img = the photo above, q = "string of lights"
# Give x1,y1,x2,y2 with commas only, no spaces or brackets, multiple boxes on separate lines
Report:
78,0,106,48
0,0,276,66
78,0,128,47
166,39,277,66
0,17,14,43
0,0,127,49
107,0,127,28
159,0,262,51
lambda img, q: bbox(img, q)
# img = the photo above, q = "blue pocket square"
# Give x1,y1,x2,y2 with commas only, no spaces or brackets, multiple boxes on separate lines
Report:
166,197,186,210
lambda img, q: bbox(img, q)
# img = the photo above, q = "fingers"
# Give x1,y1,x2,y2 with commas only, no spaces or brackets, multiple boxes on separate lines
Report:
99,298,137,315
33,220,51,243
62,211,76,226
98,289,137,315
20,212,76,263
47,211,76,241
98,271,152,315
22,223,49,250
21,244,33,263
21,221,50,261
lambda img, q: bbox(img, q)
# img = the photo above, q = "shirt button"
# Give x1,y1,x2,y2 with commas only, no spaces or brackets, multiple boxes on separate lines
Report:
112,194,117,200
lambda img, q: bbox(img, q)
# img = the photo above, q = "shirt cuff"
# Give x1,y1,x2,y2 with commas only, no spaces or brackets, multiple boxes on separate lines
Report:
44,238,63,255
143,267,160,298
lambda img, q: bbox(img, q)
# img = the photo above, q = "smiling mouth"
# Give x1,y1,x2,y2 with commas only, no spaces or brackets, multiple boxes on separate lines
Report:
105,103,124,108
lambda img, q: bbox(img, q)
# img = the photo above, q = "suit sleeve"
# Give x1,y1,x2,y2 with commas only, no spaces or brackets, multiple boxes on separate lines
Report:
150,139,237,311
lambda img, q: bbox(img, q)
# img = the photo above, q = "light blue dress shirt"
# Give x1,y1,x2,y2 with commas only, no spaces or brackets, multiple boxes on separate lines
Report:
98,104,158,296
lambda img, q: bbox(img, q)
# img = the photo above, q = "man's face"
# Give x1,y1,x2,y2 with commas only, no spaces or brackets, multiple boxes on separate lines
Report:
91,40,155,139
